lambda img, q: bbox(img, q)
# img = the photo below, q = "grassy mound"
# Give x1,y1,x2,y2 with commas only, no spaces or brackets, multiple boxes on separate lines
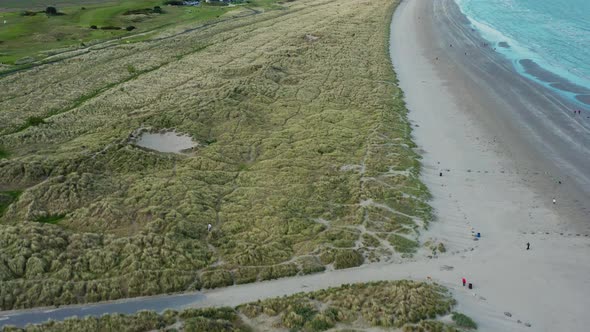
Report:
0,0,432,309
452,312,478,329
1,281,474,331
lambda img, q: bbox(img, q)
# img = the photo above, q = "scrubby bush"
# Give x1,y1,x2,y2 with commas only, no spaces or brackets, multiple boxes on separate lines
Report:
90,25,98,29
233,267,259,284
126,26,136,31
25,116,45,127
45,6,58,15
127,64,137,73
298,257,325,275
333,250,363,269
201,270,233,289
259,263,298,281
34,214,65,224
164,0,185,5
0,147,8,159
389,234,419,253
452,312,477,329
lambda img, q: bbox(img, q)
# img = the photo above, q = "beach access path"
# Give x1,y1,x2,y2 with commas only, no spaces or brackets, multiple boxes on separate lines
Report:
2,0,590,331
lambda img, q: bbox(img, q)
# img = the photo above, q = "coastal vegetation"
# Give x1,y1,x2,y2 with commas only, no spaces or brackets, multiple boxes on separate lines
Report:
1,281,476,331
0,0,432,310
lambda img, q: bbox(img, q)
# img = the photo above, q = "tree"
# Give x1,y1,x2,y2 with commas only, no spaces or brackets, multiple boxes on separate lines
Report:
45,6,58,16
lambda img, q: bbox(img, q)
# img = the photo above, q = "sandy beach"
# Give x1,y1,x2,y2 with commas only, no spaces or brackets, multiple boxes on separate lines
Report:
391,0,590,330
1,0,590,330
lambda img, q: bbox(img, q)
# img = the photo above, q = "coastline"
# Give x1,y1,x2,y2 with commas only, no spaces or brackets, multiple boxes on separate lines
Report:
431,0,590,229
391,0,590,330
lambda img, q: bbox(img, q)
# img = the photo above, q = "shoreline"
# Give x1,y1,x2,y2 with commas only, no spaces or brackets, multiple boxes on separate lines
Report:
431,0,590,230
391,0,590,330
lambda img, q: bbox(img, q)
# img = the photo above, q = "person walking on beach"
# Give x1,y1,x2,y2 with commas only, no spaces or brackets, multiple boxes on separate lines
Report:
526,242,530,250
462,277,466,286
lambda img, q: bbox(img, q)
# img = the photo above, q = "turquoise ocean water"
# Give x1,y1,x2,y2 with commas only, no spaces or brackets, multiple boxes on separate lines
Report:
455,0,590,107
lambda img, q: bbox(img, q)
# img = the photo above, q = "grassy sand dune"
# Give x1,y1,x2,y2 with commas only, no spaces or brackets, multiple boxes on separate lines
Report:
0,0,432,309
2,281,475,331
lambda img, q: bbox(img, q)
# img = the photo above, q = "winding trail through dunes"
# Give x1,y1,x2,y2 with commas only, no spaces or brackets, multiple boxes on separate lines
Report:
2,0,590,331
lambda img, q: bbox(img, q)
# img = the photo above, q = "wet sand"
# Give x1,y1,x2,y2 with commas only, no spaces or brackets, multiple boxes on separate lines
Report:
419,0,590,229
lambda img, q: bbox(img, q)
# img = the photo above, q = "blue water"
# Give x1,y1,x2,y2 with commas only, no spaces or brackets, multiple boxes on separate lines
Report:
455,0,590,107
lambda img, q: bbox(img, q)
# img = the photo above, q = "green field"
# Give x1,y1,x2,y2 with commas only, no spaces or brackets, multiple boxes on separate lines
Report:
0,0,271,66
0,0,110,11
0,0,434,310
1,281,476,332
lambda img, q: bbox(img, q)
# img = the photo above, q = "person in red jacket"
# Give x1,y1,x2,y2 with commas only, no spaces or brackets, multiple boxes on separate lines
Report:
462,277,466,286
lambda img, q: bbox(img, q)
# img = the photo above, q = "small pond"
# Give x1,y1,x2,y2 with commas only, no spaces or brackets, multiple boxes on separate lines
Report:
134,131,196,153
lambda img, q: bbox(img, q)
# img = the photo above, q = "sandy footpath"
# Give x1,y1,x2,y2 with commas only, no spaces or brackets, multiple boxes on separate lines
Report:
2,0,590,330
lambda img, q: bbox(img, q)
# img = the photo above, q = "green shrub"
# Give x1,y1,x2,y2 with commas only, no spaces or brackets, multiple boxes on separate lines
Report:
451,312,477,329
233,267,259,284
127,64,137,74
307,314,335,331
45,6,58,15
298,257,326,275
0,147,7,159
319,250,335,265
0,191,21,217
259,264,298,281
164,0,184,5
361,233,380,247
333,250,363,269
34,214,66,224
25,116,46,127
200,270,233,289
389,234,418,253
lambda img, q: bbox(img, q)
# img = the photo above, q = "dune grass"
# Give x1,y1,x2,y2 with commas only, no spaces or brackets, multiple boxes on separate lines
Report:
1,281,472,332
0,191,21,217
34,214,66,224
0,0,433,310
452,312,478,329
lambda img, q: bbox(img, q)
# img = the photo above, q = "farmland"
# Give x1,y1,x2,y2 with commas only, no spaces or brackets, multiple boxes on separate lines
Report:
0,0,432,310
0,0,275,67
